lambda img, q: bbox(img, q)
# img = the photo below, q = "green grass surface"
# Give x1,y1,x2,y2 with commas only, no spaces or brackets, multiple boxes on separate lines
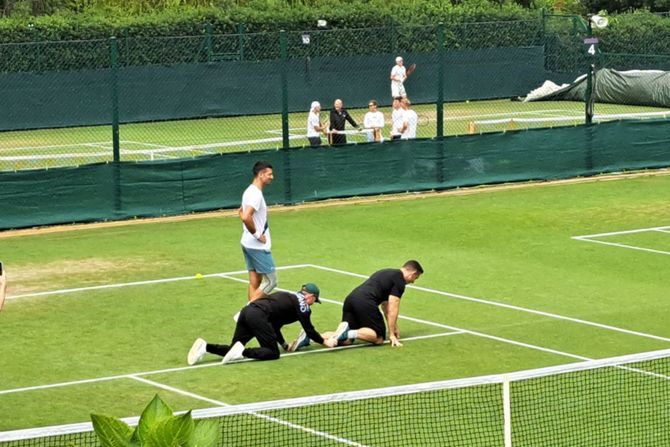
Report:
1,99,667,171
0,174,669,445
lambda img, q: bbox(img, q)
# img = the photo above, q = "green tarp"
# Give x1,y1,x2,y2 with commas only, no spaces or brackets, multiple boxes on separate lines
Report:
1,119,669,230
526,68,670,108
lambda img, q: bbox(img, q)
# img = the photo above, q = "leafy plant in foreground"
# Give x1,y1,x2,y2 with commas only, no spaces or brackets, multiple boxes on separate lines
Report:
91,394,220,447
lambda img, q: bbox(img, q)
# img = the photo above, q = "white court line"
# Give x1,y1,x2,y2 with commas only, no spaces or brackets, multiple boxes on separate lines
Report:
129,376,372,447
572,238,670,256
443,109,573,122
7,264,311,301
308,264,670,343
573,225,670,238
655,229,670,234
0,331,462,396
2,265,664,395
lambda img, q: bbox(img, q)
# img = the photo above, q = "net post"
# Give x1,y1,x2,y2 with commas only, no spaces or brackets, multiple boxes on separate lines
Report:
280,30,289,150
109,36,120,163
503,376,512,447
436,22,445,139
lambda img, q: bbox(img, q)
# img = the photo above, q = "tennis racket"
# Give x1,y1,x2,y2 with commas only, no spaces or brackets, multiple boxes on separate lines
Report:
407,63,417,76
417,113,431,127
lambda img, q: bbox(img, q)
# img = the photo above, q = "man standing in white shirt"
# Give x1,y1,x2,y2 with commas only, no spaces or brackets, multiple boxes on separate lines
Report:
390,56,413,99
240,161,277,302
401,98,418,140
390,97,407,141
363,99,385,142
306,101,327,147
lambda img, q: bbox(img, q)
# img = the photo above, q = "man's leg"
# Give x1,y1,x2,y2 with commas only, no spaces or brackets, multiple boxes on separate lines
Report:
243,247,277,301
337,296,385,345
247,270,263,301
241,307,281,361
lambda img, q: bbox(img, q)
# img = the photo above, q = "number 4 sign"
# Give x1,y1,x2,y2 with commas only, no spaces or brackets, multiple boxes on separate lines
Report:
584,37,599,56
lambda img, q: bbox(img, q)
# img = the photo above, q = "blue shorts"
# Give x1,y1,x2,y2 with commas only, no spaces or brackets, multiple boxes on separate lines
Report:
242,246,276,274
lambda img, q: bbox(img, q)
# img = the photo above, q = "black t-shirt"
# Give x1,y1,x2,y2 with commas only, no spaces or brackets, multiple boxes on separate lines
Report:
348,268,406,305
252,291,324,345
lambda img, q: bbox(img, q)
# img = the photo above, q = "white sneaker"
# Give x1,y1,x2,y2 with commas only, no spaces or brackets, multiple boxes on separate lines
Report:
221,341,245,364
332,322,350,342
187,338,207,366
287,330,310,352
233,311,240,322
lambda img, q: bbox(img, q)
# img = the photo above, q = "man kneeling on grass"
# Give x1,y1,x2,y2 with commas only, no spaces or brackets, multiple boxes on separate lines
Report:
288,260,424,352
187,283,337,365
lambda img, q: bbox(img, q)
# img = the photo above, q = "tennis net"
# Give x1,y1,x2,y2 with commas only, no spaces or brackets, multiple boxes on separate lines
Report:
468,110,670,134
1,348,669,446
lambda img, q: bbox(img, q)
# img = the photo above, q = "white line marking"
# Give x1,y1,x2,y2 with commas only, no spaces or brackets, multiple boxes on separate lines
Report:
129,375,227,407
0,332,462,395
655,229,670,234
7,264,311,301
573,238,670,256
573,225,670,238
129,376,369,446
308,264,670,343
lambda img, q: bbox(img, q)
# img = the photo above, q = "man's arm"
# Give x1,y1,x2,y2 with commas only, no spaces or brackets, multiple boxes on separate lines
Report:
345,111,358,128
0,270,7,312
386,295,402,347
240,206,266,243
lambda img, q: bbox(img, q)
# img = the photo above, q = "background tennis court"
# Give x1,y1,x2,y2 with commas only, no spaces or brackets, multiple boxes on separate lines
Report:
1,99,666,171
0,173,669,444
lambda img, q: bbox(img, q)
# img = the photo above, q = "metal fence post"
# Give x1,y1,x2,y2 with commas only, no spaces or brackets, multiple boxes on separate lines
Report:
205,23,213,62
110,36,120,162
280,30,289,150
585,20,594,125
237,23,245,61
436,22,445,139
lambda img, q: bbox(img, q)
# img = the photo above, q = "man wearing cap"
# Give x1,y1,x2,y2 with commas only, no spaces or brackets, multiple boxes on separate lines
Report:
187,283,337,365
390,56,411,99
307,101,327,147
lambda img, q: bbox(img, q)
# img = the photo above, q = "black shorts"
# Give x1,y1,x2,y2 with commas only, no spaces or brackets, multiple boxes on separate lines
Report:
308,136,321,147
342,294,386,339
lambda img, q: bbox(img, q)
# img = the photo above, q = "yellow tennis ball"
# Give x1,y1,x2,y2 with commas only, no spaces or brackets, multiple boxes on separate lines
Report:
195,273,203,279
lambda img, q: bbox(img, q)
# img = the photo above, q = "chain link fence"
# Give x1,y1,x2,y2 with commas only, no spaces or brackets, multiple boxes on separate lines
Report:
1,16,670,172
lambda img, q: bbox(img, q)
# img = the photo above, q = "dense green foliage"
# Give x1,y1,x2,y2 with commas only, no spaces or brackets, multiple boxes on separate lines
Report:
0,1,539,43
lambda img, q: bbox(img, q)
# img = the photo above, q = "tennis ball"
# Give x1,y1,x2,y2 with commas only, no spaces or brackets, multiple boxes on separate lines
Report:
195,273,203,280
466,100,470,103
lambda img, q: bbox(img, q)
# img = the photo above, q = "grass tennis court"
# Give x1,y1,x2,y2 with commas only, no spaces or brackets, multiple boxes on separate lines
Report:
1,99,668,171
1,173,669,444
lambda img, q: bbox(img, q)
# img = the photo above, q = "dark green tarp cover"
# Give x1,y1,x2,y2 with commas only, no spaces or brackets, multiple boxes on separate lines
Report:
526,68,670,108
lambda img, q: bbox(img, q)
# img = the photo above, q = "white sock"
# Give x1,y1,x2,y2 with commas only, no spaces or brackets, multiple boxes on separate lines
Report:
347,330,358,340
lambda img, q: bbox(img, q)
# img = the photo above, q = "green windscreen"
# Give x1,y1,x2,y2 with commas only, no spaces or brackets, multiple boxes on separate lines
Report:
0,119,668,231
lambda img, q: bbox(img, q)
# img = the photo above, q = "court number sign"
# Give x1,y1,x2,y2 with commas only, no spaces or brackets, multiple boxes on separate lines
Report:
584,37,599,56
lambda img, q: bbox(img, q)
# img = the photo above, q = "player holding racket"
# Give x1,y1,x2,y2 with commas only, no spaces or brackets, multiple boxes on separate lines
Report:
390,56,416,99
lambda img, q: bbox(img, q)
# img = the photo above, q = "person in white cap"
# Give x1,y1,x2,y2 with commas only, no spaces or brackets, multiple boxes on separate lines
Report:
390,56,413,99
306,101,327,147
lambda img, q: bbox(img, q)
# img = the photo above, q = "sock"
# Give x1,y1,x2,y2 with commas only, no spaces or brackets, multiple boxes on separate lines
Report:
206,343,230,357
347,330,358,340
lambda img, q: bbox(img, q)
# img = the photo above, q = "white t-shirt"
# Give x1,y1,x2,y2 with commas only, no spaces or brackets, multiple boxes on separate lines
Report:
391,108,406,137
240,184,271,250
364,111,385,129
402,109,418,139
391,65,406,86
307,112,321,138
